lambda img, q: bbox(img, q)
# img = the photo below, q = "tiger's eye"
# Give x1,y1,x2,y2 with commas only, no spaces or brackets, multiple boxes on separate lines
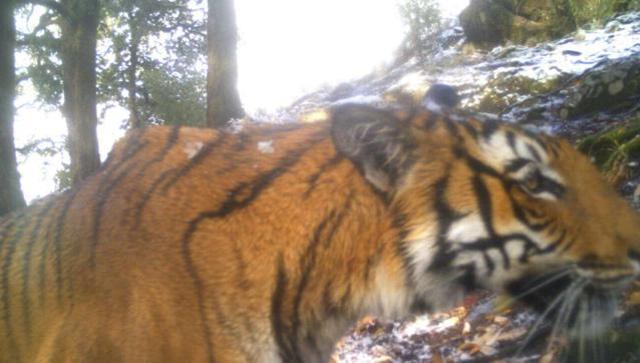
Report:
523,172,542,191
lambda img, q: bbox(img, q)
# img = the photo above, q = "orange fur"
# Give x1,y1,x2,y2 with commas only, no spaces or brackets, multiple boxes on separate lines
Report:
0,105,638,363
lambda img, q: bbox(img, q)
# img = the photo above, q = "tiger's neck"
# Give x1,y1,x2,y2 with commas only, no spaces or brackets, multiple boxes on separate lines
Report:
288,162,446,362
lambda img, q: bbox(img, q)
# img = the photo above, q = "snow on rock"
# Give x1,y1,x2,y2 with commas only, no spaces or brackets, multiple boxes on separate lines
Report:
331,94,384,106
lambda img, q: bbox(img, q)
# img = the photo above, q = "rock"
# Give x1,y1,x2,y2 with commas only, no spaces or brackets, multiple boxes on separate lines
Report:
562,49,582,56
609,79,625,95
563,58,640,118
503,53,640,126
459,0,634,46
459,0,576,45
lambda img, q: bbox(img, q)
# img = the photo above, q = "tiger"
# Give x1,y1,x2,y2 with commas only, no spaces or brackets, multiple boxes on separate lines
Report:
0,100,639,363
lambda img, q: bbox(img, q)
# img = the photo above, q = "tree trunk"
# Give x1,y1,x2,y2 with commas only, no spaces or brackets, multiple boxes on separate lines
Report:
206,0,243,129
0,0,26,215
60,0,101,185
127,7,141,129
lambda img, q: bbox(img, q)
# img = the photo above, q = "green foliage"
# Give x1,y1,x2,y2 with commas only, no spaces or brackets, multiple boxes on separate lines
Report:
578,117,640,185
397,0,441,59
99,0,206,127
15,6,63,105
54,161,72,190
140,67,206,126
568,0,636,26
15,0,207,193
17,0,206,126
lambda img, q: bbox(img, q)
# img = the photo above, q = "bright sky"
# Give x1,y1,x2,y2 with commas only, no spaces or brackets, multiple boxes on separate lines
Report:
15,0,469,202
236,0,469,111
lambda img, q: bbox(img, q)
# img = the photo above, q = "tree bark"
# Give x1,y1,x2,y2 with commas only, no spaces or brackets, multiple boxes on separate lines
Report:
206,0,243,128
59,0,101,185
0,0,26,215
126,6,141,128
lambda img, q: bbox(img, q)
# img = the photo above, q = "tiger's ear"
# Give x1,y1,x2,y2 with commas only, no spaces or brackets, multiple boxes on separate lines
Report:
330,104,416,192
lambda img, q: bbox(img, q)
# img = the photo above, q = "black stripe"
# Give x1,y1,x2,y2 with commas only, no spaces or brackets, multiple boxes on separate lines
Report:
91,141,149,267
540,176,566,199
271,253,298,362
538,229,567,254
232,132,250,151
161,133,227,192
303,153,344,198
522,129,548,152
506,130,517,154
461,121,479,139
482,119,500,139
460,233,539,264
289,211,335,361
443,119,462,142
180,219,215,363
179,135,325,362
527,144,542,162
134,168,177,227
503,181,549,231
21,199,55,341
134,134,226,225
548,142,560,157
505,158,531,173
483,252,495,276
38,199,59,307
192,135,325,221
321,281,336,315
1,214,29,362
558,236,576,253
99,128,146,172
98,129,144,171
136,126,181,176
422,115,438,131
473,175,510,270
52,189,79,304
457,262,478,292
464,154,500,177
290,195,351,355
473,175,494,234
206,133,252,177
0,209,23,257
428,175,465,271
522,206,544,219
230,244,258,346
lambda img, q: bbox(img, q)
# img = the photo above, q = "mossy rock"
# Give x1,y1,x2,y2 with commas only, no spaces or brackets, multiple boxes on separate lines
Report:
578,118,640,186
459,0,576,45
472,75,559,114
459,0,633,45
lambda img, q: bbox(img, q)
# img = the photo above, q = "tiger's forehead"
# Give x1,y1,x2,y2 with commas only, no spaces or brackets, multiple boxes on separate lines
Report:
478,124,551,169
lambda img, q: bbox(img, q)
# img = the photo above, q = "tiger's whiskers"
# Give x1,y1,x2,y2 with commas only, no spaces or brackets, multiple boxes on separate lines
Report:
514,285,569,357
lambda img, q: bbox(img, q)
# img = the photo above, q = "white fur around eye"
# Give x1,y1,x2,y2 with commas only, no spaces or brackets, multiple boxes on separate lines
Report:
448,214,488,243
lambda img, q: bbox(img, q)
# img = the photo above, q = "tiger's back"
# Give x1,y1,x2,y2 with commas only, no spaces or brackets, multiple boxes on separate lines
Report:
1,103,639,363
0,122,405,362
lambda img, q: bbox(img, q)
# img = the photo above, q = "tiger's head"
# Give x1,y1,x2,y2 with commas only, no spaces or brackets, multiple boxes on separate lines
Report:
331,103,640,334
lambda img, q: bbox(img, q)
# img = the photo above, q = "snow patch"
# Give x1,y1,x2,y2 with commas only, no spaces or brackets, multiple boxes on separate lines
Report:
331,95,383,105
257,140,275,154
184,141,204,159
